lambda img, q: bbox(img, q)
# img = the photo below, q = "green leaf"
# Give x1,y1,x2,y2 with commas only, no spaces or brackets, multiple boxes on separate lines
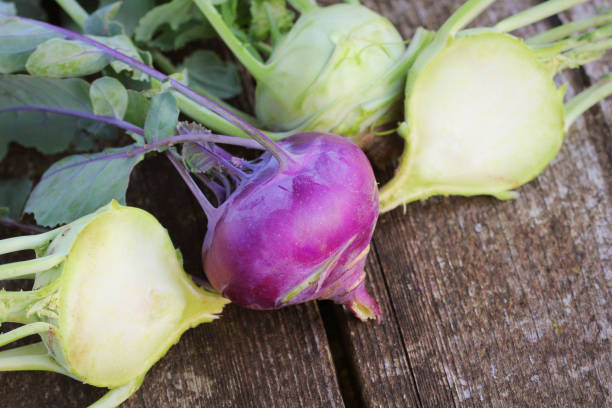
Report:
144,92,178,142
124,90,150,128
0,75,116,160
90,77,128,119
149,20,215,51
25,37,111,78
134,0,194,42
0,17,59,73
112,0,155,36
0,177,32,219
25,145,144,226
181,50,242,99
249,0,294,41
94,35,150,81
84,2,123,36
0,2,16,15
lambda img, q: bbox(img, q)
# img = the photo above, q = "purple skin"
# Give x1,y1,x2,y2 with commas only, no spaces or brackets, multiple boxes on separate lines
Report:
202,132,380,320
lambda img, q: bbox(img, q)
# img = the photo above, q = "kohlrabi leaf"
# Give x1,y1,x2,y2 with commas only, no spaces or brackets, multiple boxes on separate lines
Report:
25,38,111,78
0,75,116,160
0,16,59,73
95,35,150,81
0,177,32,219
83,2,123,36
111,0,154,36
25,145,144,226
13,0,46,20
124,90,150,128
149,19,215,51
0,1,16,15
144,92,178,142
249,0,294,41
134,0,195,42
181,50,242,99
90,77,128,119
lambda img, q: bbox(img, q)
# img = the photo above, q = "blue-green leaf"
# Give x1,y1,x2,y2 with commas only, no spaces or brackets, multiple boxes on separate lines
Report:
25,37,111,78
144,92,178,142
84,2,123,36
134,0,194,42
25,145,144,226
124,89,150,128
90,77,128,119
0,17,59,73
0,75,117,160
0,177,32,219
181,50,242,99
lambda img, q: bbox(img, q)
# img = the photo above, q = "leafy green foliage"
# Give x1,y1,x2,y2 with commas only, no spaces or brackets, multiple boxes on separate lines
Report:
124,90,150,128
25,145,144,226
0,75,116,160
0,177,32,219
181,50,242,99
144,92,178,142
90,77,128,119
83,2,123,36
249,0,294,41
25,38,111,78
0,16,59,73
134,0,196,43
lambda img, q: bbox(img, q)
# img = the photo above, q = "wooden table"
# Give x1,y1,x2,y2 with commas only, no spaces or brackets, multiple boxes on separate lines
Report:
1,0,610,406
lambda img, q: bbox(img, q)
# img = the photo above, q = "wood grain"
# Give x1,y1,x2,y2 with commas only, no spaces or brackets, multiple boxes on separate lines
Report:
1,1,610,407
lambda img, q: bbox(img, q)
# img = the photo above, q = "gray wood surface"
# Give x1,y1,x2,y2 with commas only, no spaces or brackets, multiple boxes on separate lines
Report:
1,1,610,407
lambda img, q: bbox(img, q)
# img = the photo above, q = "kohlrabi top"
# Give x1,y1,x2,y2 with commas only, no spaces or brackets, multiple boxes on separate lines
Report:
0,202,228,408
193,1,430,143
379,0,612,212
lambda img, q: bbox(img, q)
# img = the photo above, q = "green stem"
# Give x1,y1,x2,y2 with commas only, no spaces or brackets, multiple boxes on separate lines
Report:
0,322,52,347
536,24,612,52
564,74,612,129
527,11,612,45
0,254,65,281
438,0,497,39
0,342,73,376
88,376,145,408
494,0,588,33
193,0,269,81
55,0,88,28
152,51,260,125
0,286,54,324
383,28,436,83
0,229,59,256
287,0,318,13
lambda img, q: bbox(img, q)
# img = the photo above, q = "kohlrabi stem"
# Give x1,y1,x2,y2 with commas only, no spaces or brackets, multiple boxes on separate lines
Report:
0,229,59,256
287,0,318,13
43,132,263,180
0,106,144,136
0,254,65,280
88,376,145,408
0,343,74,376
152,51,260,125
564,74,612,130
527,10,612,45
0,217,47,235
192,0,269,81
55,0,87,28
494,0,588,33
438,0,497,40
0,322,51,347
0,288,49,324
166,151,217,218
533,23,612,52
381,28,435,86
6,15,295,169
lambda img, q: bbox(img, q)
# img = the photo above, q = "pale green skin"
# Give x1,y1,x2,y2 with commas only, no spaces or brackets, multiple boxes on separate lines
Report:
0,201,228,407
379,33,566,211
255,3,406,140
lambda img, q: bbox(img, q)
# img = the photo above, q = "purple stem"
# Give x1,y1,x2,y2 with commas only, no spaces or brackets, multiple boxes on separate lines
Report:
166,150,216,218
4,14,294,169
0,217,48,234
42,133,255,179
0,106,144,135
190,142,248,178
195,173,227,204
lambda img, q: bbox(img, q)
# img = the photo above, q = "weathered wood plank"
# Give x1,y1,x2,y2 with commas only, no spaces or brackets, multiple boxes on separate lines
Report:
1,155,344,407
334,0,612,407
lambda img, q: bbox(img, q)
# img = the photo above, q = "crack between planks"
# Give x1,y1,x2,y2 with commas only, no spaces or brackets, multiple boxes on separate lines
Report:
317,300,366,408
370,239,426,408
